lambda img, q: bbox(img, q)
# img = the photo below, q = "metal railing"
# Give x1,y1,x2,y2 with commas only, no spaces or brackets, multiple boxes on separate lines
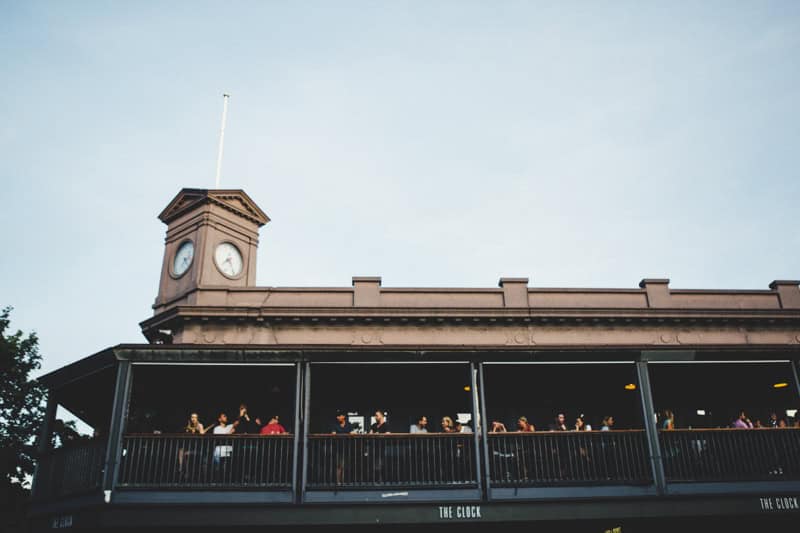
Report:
487,430,652,486
306,433,478,489
33,439,106,501
118,434,294,488
660,428,800,483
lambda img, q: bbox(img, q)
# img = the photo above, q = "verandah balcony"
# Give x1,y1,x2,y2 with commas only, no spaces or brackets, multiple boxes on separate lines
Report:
487,430,652,486
33,439,106,502
306,433,478,489
660,428,800,483
118,434,294,489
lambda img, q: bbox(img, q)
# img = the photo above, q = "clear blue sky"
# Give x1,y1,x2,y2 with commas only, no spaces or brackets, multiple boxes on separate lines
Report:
2,1,798,374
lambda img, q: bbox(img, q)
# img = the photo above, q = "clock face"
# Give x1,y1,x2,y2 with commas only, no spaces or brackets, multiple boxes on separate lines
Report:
214,242,243,278
172,241,194,277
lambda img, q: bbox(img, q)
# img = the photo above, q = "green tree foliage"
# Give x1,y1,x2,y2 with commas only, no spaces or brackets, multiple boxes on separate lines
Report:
0,306,45,490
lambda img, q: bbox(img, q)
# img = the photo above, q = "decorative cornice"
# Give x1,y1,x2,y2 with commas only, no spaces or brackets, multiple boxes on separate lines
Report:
159,188,270,226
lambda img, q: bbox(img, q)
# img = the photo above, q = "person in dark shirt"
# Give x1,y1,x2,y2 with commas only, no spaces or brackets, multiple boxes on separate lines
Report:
236,403,261,434
331,410,354,484
548,413,568,431
370,410,390,433
331,410,355,434
369,410,390,482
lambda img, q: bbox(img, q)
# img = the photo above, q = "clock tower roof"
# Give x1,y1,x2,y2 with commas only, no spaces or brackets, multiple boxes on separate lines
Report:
158,188,270,226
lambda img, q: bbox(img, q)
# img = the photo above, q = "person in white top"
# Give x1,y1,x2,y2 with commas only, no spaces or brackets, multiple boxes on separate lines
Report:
409,415,428,433
212,412,239,465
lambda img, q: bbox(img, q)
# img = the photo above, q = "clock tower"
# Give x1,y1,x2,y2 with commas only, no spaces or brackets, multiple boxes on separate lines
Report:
153,188,270,314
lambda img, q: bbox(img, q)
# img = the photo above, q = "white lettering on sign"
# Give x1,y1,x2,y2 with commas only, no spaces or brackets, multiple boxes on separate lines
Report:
438,505,482,520
759,497,799,511
51,515,73,529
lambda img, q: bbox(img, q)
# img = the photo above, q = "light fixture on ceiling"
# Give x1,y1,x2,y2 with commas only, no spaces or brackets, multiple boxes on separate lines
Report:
463,385,471,392
624,383,637,391
773,382,789,389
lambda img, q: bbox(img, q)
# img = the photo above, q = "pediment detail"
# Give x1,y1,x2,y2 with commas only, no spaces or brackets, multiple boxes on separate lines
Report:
159,188,270,226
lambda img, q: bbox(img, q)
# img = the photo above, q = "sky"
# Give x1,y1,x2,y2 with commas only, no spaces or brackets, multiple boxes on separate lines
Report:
1,1,799,374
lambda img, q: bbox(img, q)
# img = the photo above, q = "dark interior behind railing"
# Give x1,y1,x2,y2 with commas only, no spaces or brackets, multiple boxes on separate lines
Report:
33,439,105,501
488,431,652,486
307,434,477,489
660,428,800,483
118,435,294,489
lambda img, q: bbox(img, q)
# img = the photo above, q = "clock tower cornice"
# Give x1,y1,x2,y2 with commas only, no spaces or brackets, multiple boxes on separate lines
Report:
159,188,270,227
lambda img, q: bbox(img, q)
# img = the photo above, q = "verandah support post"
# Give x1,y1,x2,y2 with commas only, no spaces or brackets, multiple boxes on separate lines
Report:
478,362,492,499
31,389,58,499
102,360,132,500
469,362,483,495
291,360,303,503
636,360,666,495
300,361,311,503
791,358,800,400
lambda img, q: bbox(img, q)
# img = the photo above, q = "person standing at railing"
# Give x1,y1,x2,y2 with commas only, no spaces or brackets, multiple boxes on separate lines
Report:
732,410,753,429
179,413,212,480
212,413,240,482
410,415,428,433
331,411,355,485
600,416,615,431
369,410,390,483
662,410,675,430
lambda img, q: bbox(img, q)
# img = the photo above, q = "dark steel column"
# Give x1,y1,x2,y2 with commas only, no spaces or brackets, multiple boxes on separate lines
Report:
32,389,58,498
300,362,311,502
469,362,483,495
102,360,132,498
791,358,800,400
291,361,302,503
478,362,492,499
636,360,666,495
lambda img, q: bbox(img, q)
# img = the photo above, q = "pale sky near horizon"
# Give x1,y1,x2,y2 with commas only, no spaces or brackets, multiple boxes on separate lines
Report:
1,1,799,374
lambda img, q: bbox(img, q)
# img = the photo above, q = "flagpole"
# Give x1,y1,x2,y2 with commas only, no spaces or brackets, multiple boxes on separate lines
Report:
214,93,230,188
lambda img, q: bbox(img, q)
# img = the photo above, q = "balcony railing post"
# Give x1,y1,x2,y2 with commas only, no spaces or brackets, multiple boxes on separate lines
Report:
102,360,132,499
636,360,666,494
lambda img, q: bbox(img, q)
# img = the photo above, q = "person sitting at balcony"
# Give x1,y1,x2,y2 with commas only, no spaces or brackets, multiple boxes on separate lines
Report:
260,415,287,435
661,410,675,430
574,416,587,431
410,415,428,433
732,410,753,429
490,421,507,433
440,416,456,433
457,417,473,433
548,413,568,431
370,410,390,433
600,415,615,431
517,416,535,432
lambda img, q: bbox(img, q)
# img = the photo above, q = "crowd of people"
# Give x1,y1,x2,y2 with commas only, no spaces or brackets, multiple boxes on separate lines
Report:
182,404,288,436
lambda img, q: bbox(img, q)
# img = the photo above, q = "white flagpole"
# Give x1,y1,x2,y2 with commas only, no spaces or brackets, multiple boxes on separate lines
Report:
214,93,230,189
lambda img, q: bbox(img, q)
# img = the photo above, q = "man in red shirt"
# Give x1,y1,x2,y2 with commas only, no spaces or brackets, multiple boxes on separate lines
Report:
259,415,287,435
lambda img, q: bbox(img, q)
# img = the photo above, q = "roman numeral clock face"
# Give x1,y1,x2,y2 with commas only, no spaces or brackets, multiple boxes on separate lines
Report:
214,242,243,278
